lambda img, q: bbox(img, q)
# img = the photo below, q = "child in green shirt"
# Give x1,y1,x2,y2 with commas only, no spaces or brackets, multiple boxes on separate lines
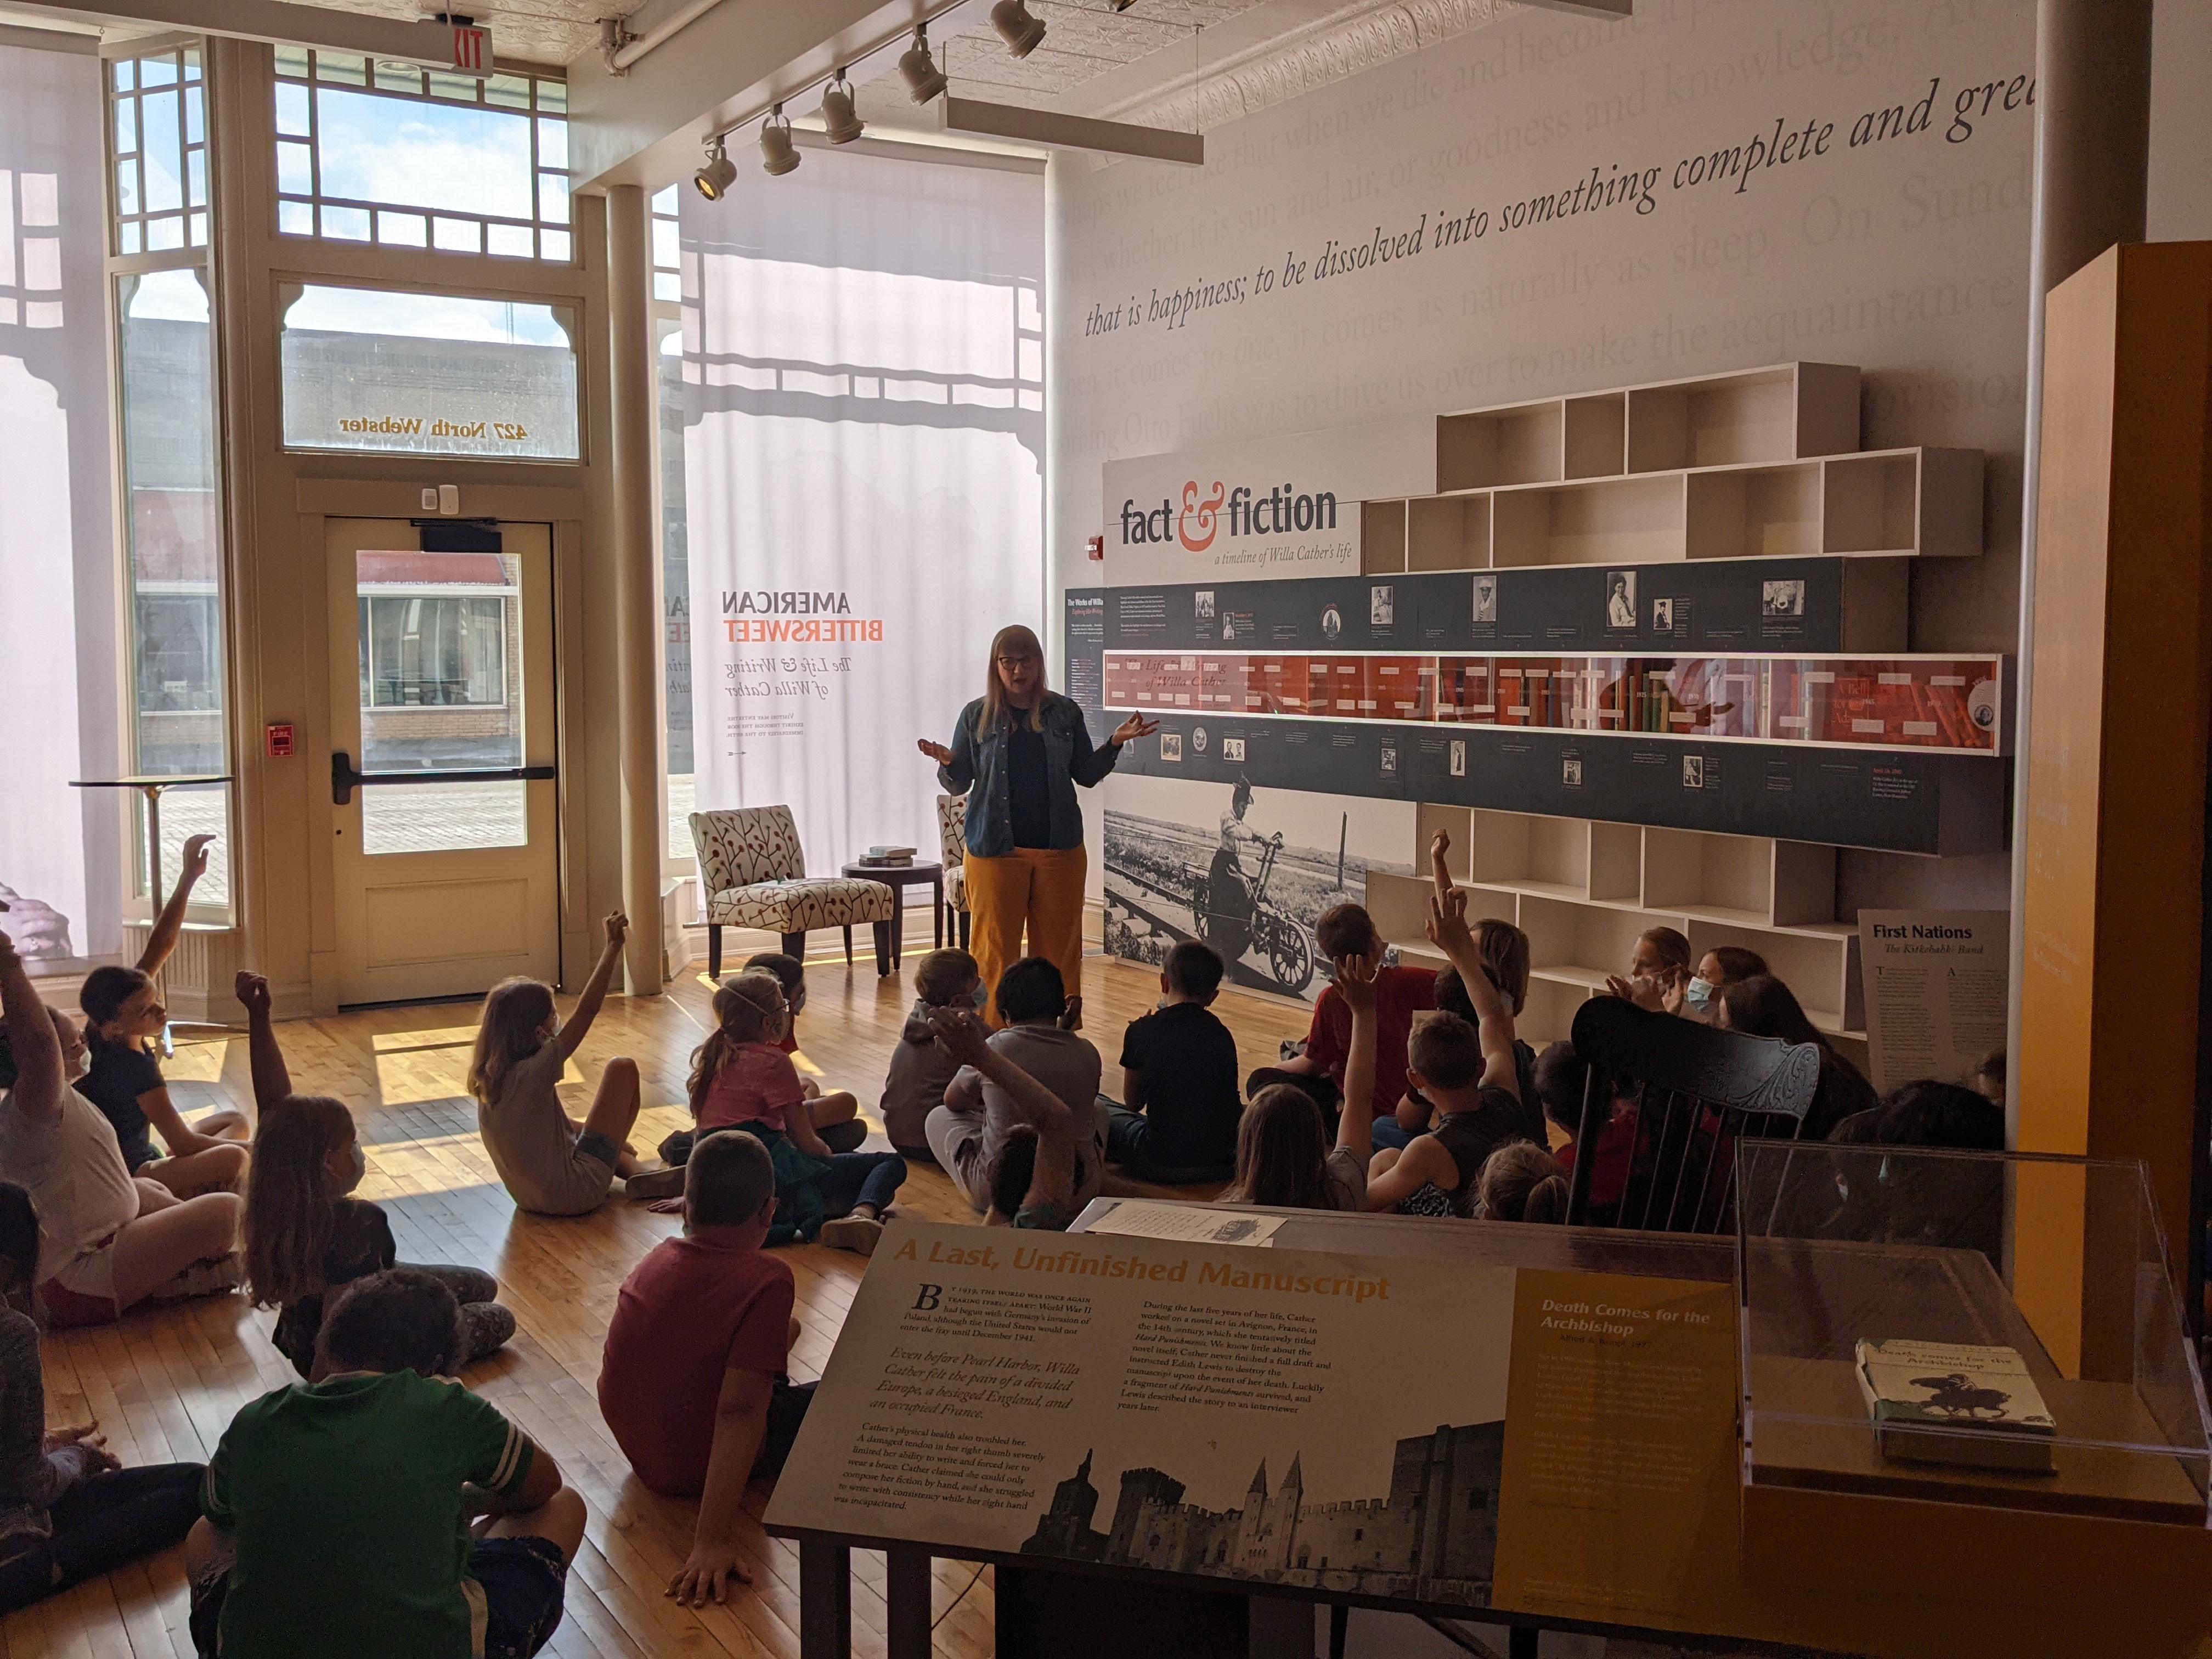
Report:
185,1269,584,1659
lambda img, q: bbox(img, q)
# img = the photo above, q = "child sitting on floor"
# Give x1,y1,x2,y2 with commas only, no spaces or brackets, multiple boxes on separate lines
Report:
235,972,514,1379
0,1181,204,1615
469,910,662,1216
74,834,250,1198
1244,902,1436,1127
1364,891,1525,1218
1474,1141,1571,1223
668,972,904,1254
925,958,1106,1216
877,948,983,1160
917,1007,1082,1231
740,952,865,1146
0,923,242,1328
1217,953,1380,1214
185,1270,584,1659
599,1130,815,1608
1108,940,1242,1185
654,970,866,1176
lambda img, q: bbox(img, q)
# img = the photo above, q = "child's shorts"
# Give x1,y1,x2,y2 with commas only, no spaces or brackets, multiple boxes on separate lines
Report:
189,1536,569,1658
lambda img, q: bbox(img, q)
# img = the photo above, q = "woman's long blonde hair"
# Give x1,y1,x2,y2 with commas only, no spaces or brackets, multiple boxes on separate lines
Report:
688,972,787,1116
467,977,556,1104
243,1095,356,1308
979,623,1047,736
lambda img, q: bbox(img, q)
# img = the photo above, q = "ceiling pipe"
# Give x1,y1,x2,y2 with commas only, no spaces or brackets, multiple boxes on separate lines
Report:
604,0,724,73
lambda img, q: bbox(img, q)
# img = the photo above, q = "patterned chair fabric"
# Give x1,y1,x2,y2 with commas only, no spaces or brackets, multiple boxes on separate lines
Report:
936,794,969,913
690,808,894,932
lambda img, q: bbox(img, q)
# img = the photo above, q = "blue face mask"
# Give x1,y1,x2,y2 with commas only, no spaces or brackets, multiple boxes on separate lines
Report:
1683,975,1716,1015
969,984,989,1012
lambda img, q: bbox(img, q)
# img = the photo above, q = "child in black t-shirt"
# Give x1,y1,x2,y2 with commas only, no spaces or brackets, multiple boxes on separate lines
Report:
75,836,250,1197
1107,941,1242,1184
235,973,514,1378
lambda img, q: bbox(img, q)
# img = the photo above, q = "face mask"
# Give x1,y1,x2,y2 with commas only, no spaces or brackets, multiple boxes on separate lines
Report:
968,984,989,1012
335,1138,366,1196
1684,976,1716,1015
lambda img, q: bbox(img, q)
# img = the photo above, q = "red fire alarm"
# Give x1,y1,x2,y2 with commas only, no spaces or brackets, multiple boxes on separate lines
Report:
1086,535,1104,562
266,722,296,759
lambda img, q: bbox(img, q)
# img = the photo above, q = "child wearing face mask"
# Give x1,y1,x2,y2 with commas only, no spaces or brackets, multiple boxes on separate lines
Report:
878,949,985,1161
236,973,515,1379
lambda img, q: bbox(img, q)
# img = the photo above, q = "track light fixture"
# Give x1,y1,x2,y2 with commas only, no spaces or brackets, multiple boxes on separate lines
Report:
819,70,865,144
899,24,947,103
759,104,800,176
990,0,1045,57
693,133,735,200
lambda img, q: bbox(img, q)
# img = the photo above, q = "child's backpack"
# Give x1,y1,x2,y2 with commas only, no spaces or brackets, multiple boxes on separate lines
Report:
735,1124,832,1245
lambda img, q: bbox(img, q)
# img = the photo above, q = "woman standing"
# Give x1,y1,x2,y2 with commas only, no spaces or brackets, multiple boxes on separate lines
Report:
917,625,1155,1026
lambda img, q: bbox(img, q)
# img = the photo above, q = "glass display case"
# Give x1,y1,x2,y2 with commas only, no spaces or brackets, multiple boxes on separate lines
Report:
1734,1142,2210,1525
1101,650,2007,754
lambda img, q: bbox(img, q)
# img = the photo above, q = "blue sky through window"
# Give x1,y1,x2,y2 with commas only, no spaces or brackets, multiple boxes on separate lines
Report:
313,88,534,219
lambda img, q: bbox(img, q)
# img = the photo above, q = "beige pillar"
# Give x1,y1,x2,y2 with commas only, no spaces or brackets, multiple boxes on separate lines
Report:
2004,0,2154,1138
605,184,667,995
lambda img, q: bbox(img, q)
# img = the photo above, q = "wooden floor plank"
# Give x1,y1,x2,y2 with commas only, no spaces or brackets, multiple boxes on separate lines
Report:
8,939,1312,1655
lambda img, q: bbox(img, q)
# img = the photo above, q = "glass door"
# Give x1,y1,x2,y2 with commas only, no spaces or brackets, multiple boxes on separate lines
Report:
327,519,559,1003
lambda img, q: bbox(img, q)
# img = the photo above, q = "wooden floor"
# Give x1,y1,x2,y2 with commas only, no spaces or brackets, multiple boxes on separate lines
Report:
10,939,1312,1659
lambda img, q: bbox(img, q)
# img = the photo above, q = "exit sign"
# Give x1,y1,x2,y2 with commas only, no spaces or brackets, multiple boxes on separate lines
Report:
450,23,492,72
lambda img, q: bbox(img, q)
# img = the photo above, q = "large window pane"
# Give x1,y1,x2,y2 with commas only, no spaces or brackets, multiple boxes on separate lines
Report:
658,321,690,860
279,282,579,459
117,266,228,905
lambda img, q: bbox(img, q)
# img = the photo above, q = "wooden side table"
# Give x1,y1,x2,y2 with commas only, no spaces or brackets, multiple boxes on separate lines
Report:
840,861,944,972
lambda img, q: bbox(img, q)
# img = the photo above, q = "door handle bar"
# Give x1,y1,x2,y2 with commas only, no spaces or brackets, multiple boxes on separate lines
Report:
331,751,557,807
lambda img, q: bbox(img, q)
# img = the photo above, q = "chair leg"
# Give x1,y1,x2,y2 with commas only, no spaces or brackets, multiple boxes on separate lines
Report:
781,932,805,962
843,924,853,964
959,910,970,950
873,921,891,978
708,925,722,979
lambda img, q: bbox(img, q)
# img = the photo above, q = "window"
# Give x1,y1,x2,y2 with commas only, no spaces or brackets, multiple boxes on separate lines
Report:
273,49,570,262
360,595,510,707
652,186,692,864
279,281,580,458
109,46,207,255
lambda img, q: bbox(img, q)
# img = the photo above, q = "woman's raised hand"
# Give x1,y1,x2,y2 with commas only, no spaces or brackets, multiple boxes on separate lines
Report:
916,738,955,766
1109,713,1159,748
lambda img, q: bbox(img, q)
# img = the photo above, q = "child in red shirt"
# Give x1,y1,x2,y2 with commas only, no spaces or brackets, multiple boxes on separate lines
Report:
1249,904,1434,1122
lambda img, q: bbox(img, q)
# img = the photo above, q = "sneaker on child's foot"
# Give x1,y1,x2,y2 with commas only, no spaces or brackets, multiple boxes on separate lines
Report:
147,1252,244,1301
820,1215,884,1256
623,1164,687,1201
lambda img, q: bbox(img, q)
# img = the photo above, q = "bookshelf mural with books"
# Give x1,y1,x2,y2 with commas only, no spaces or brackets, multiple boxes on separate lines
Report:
1069,360,2011,1055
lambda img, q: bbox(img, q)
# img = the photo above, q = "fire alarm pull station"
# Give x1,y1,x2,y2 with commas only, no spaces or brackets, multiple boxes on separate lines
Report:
1086,535,1104,562
266,723,296,759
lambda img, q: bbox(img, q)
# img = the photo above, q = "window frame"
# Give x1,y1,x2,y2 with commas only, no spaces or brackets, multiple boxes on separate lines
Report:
358,588,516,712
651,186,692,884
270,48,573,266
103,36,234,924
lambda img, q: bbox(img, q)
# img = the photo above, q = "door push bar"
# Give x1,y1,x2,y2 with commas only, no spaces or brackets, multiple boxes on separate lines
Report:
331,750,557,807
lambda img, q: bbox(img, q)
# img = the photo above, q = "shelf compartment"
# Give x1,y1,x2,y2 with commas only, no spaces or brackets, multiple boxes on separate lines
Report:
1587,820,1644,906
1407,493,1491,572
1522,894,1673,992
1492,475,1686,569
1517,976,1590,1049
1564,392,1627,479
1468,810,1589,899
1822,447,1984,557
1438,402,1563,490
1361,499,1407,573
1642,828,1774,927
1686,919,1860,1034
1364,869,1435,950
1626,362,1860,473
1685,462,1822,561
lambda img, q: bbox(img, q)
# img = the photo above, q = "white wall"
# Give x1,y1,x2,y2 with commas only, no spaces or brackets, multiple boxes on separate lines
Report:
1051,0,2071,918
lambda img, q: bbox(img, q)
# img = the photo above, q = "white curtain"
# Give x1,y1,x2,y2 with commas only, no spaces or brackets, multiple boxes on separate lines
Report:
0,40,120,966
681,142,1045,876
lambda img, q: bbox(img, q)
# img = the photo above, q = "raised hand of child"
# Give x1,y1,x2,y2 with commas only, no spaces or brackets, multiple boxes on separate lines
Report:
602,910,628,949
1425,887,1474,960
1429,828,1455,891
1335,952,1380,1015
235,970,272,1017
927,1006,993,1070
180,833,216,884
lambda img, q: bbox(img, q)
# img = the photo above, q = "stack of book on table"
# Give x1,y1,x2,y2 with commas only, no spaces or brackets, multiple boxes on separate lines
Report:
858,845,917,868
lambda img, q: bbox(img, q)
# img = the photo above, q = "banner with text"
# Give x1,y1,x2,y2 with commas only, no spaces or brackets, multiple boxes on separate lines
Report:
683,146,1045,873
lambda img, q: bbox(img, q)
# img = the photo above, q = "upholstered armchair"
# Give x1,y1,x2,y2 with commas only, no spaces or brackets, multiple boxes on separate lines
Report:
689,806,895,977
935,793,970,950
